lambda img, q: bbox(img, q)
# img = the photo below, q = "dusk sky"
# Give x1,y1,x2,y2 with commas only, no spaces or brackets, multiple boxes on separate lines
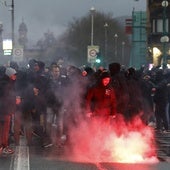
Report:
0,0,146,43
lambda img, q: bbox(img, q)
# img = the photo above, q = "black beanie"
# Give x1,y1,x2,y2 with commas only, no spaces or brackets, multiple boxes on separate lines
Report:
109,62,121,75
100,71,111,79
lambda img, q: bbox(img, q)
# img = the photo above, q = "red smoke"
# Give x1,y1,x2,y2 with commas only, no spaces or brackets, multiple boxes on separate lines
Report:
66,114,158,163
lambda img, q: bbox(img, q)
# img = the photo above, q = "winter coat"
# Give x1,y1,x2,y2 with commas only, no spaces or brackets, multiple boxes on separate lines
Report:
0,77,16,120
86,83,117,117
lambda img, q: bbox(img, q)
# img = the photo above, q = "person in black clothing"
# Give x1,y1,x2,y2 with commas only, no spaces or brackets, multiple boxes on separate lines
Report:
125,67,144,121
109,63,129,119
43,63,66,147
139,73,155,125
9,62,27,145
63,66,85,133
21,60,49,145
153,69,169,132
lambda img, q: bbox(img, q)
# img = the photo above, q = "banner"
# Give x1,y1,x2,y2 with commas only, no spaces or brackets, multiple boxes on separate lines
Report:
125,18,132,34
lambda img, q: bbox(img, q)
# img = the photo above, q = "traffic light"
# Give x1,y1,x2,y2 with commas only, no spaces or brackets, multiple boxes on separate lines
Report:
96,58,101,63
95,52,102,63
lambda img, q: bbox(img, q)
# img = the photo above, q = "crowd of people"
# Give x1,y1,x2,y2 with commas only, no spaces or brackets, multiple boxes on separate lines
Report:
0,58,170,156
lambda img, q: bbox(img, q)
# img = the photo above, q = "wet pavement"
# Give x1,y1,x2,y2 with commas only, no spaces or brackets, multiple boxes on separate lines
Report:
0,155,12,170
1,130,170,170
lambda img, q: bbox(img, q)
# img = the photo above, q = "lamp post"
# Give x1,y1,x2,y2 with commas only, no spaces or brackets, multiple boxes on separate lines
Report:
104,22,108,58
122,41,125,64
0,21,3,52
4,0,14,47
114,33,118,59
0,21,3,42
90,6,95,46
161,0,169,68
11,0,14,47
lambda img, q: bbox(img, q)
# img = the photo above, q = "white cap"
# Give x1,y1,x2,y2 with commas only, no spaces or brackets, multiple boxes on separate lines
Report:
5,67,17,77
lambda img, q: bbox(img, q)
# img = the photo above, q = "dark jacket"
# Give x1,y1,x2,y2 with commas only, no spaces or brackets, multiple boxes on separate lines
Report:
0,76,16,120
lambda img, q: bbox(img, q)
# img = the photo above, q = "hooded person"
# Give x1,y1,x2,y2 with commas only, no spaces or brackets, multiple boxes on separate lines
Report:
153,69,169,132
109,62,121,77
10,61,19,72
0,66,6,79
86,70,117,120
109,62,130,119
28,59,37,70
5,67,17,81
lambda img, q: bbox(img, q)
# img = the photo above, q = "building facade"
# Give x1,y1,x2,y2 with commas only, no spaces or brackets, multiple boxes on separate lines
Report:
147,0,170,67
130,10,147,69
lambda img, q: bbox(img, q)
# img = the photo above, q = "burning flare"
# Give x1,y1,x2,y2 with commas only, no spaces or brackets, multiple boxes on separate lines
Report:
67,114,158,163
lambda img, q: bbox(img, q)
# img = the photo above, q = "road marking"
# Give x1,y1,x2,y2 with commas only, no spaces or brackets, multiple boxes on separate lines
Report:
13,136,30,170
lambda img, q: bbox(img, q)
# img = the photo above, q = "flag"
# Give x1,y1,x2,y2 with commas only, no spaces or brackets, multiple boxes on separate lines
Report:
125,18,132,34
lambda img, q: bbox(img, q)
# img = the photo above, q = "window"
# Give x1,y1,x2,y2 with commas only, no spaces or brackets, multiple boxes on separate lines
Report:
152,19,169,33
157,19,163,32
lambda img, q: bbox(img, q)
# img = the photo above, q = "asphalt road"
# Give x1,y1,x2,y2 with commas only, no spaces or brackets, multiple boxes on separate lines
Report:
1,131,170,170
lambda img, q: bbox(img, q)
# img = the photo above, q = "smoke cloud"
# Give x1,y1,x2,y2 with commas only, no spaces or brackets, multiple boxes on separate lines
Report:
65,114,158,163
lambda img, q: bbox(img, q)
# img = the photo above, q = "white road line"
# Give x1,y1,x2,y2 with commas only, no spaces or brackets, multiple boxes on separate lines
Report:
13,136,30,170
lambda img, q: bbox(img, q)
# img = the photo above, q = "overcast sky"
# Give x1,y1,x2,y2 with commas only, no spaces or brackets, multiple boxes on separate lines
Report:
0,0,146,43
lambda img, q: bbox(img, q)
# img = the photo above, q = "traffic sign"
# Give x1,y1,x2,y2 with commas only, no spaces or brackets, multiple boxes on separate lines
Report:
13,47,24,62
87,45,99,63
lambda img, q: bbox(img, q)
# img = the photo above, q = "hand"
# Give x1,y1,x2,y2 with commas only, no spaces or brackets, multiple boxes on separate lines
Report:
86,112,93,118
152,88,156,92
16,96,21,105
110,115,116,119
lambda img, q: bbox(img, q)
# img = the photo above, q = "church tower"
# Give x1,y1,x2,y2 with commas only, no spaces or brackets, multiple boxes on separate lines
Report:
18,18,28,49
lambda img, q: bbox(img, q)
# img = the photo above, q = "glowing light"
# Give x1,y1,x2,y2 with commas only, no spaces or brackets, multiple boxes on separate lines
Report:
67,115,158,164
149,63,154,70
153,47,161,57
3,39,13,50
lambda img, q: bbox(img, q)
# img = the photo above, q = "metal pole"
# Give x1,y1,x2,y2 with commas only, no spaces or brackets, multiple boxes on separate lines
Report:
0,22,3,52
114,34,118,59
91,14,94,46
162,0,168,68
122,41,125,64
90,7,95,46
104,22,108,58
89,7,95,68
11,0,14,47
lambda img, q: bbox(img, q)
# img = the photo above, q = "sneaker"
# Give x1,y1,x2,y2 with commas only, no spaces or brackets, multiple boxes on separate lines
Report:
162,130,170,134
32,131,41,138
148,122,156,128
60,135,67,145
3,147,14,154
43,143,53,148
20,130,24,136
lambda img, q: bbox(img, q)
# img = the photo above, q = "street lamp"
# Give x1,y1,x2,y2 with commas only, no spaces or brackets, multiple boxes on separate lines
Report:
0,21,3,41
114,33,118,59
122,41,125,64
104,22,108,58
11,0,14,47
90,6,95,46
0,21,3,52
4,0,14,47
161,0,169,68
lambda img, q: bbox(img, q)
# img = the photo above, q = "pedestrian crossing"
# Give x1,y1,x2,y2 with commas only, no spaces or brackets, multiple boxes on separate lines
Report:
12,137,30,170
